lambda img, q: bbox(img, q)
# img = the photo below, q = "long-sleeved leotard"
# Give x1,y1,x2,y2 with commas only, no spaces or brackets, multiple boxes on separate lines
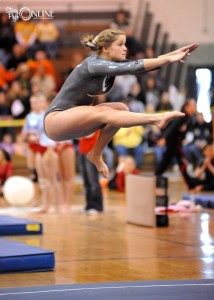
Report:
45,55,146,115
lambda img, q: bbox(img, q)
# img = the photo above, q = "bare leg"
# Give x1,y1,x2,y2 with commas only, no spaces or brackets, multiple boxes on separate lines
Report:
87,104,184,178
58,144,76,212
45,102,184,177
87,102,129,177
45,104,184,141
43,148,64,213
35,152,49,211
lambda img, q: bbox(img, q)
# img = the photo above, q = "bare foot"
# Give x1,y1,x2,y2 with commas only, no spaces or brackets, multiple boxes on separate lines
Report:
156,111,185,129
87,151,109,178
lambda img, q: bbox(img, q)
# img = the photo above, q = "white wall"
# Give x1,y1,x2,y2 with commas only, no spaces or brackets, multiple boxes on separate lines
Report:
131,0,214,44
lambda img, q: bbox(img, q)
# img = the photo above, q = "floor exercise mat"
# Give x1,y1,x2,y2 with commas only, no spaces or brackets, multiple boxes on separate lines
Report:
0,279,213,300
0,215,43,236
182,194,214,208
0,239,55,273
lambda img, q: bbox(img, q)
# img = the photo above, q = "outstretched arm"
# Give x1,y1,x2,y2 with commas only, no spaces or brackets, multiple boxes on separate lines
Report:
88,43,199,75
143,43,199,71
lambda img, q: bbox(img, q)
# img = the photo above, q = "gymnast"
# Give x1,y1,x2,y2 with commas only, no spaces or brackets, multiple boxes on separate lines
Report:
44,28,198,178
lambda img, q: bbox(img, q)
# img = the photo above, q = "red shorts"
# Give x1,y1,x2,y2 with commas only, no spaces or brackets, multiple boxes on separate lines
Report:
55,143,74,154
28,143,48,155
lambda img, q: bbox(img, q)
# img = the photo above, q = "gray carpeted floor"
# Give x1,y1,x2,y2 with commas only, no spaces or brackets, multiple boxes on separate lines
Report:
0,279,214,300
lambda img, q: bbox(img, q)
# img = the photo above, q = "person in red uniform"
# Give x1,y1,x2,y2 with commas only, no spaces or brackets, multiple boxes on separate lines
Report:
0,149,13,194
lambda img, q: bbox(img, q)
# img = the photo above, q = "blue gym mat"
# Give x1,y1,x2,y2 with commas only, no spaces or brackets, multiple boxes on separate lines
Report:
0,215,43,236
0,239,55,273
182,194,214,208
0,279,213,300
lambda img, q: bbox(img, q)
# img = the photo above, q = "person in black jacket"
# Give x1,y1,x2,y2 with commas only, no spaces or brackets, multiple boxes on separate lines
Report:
155,98,202,189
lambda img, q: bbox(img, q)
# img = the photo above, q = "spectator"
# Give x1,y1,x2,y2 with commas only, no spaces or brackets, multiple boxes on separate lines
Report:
116,155,140,192
28,49,56,79
0,149,13,195
6,44,27,70
193,144,214,192
0,91,11,117
30,65,56,98
0,91,13,140
113,74,138,98
139,68,164,98
78,130,104,215
155,98,202,190
62,52,85,81
8,80,30,118
35,18,59,58
146,124,166,166
0,13,16,54
125,82,145,113
113,126,145,168
156,91,173,112
0,133,14,157
0,60,16,90
144,76,161,108
183,112,212,168
109,10,144,58
14,16,37,58
16,63,32,98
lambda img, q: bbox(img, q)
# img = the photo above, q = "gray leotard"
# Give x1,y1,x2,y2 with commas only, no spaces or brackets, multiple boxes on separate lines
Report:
45,55,146,115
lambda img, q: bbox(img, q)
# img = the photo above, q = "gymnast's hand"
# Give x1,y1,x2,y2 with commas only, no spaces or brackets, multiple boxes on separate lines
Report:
175,43,199,55
159,43,199,63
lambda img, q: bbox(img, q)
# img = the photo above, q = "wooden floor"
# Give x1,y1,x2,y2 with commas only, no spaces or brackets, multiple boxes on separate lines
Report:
0,173,214,288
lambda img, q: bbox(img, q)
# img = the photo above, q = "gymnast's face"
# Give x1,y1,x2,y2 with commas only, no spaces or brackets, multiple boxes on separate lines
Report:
102,34,127,61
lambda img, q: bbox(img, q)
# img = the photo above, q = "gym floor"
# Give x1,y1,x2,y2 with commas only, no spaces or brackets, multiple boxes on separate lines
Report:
0,173,214,288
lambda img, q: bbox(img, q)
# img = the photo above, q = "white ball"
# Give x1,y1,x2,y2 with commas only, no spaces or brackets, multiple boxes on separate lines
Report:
3,176,35,207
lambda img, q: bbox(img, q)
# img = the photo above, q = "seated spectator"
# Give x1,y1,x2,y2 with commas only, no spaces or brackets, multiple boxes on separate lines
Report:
109,10,144,59
156,91,173,111
0,91,13,140
146,124,166,166
0,91,11,117
0,13,16,54
0,148,13,195
116,156,140,192
143,76,161,108
30,65,56,98
62,52,85,80
35,18,59,59
8,80,30,118
125,82,145,113
16,63,32,98
113,74,138,98
168,84,186,111
139,68,164,98
0,133,14,157
0,49,7,68
183,112,212,168
14,16,37,58
193,144,214,192
28,49,56,80
0,60,16,90
6,44,28,70
113,126,145,168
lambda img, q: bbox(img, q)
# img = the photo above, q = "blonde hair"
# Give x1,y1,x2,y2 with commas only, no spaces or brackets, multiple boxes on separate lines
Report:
81,29,125,54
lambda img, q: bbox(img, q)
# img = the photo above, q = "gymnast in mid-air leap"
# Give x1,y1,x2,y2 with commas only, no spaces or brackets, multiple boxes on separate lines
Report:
44,28,198,178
